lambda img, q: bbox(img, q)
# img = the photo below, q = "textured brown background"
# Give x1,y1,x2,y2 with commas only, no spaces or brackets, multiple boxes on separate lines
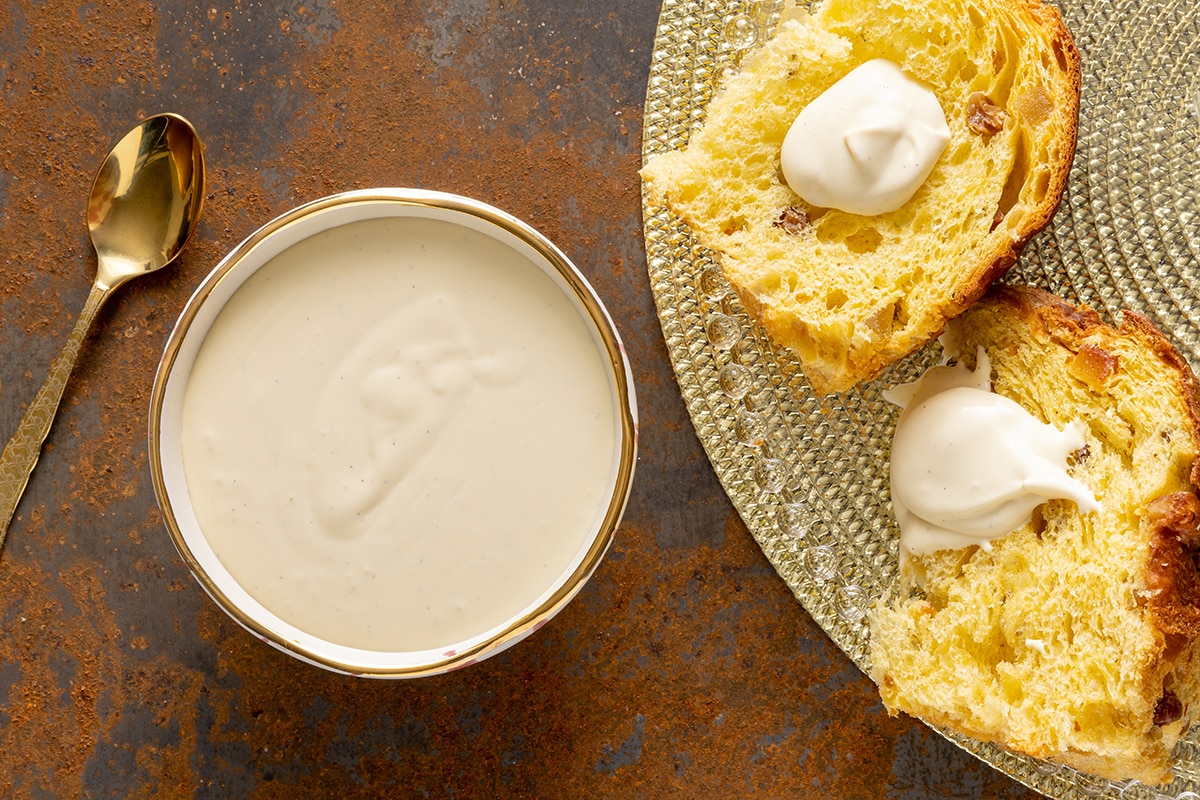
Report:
0,1,1041,797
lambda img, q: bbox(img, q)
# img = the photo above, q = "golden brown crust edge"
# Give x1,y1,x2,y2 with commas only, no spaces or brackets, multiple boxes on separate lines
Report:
977,284,1200,781
902,0,1084,381
982,283,1200,488
641,0,1083,396
768,0,1082,395
869,284,1200,784
943,0,1082,303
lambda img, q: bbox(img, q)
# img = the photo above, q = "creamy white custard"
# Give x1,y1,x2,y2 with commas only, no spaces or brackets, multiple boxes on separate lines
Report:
180,216,618,653
780,59,950,216
887,346,1099,555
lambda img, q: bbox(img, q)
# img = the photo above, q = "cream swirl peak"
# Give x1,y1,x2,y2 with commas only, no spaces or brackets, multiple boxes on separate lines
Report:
886,345,1100,555
780,59,950,216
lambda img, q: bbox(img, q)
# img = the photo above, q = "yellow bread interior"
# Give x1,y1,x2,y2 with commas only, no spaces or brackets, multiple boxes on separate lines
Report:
869,285,1200,785
641,0,1081,394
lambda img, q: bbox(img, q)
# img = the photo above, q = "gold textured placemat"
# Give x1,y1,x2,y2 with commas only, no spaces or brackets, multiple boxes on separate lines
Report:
639,1,1200,797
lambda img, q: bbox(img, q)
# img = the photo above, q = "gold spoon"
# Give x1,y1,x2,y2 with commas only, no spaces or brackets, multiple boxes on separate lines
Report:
0,113,206,549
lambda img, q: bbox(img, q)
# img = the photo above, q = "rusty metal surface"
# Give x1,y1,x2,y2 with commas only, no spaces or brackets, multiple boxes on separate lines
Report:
0,1,1040,797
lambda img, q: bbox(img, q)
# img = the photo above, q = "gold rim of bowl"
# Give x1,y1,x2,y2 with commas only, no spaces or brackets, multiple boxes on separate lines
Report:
147,188,639,677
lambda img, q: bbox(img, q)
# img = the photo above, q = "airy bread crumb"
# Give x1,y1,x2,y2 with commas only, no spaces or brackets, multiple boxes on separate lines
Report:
870,284,1200,785
641,0,1081,394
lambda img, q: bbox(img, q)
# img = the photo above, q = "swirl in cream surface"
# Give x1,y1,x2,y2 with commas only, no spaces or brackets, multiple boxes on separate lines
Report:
780,58,950,216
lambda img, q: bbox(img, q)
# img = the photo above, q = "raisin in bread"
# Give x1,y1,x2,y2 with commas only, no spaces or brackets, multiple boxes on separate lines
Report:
641,0,1081,395
870,284,1200,784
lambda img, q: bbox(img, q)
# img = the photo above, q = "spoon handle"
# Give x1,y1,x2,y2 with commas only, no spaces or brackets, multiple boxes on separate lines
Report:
0,282,110,548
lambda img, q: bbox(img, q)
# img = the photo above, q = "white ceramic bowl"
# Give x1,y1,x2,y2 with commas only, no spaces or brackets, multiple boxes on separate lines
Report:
149,189,638,677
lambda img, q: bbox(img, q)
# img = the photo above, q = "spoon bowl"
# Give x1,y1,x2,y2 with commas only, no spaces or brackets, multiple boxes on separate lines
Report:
88,114,205,289
0,113,205,547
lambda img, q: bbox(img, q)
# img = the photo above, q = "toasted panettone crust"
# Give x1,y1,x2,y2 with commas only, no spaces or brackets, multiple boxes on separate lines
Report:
641,0,1082,394
870,284,1200,785
980,283,1200,488
1147,492,1200,640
